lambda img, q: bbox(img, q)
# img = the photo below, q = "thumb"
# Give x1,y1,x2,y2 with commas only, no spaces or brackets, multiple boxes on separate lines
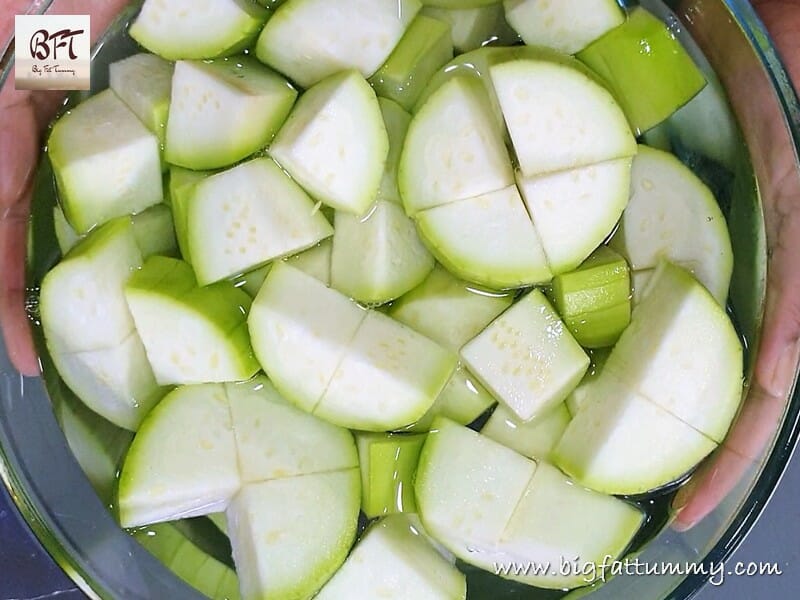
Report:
755,192,800,397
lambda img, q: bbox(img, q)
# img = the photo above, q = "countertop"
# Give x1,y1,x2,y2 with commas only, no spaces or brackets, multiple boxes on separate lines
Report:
1,448,799,599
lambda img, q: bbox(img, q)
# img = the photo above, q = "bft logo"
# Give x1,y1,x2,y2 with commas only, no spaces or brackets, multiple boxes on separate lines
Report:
29,28,85,61
15,15,91,91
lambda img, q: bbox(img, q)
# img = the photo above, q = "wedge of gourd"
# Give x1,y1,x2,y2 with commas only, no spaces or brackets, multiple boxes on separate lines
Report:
316,514,467,599
601,261,743,444
330,200,434,304
165,58,297,170
553,376,719,496
489,55,637,177
118,384,241,528
315,310,457,431
270,70,389,216
124,256,259,385
256,0,422,87
129,0,268,60
400,75,514,215
227,470,361,600
577,6,706,135
416,185,551,289
227,377,358,483
48,89,163,234
187,157,333,285
109,53,174,144
609,145,733,304
40,218,164,430
503,0,625,54
516,158,632,275
461,289,589,421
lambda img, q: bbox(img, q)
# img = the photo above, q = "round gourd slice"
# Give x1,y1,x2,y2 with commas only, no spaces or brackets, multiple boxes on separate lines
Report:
552,376,718,496
416,419,644,590
314,311,458,431
601,261,744,444
247,263,367,412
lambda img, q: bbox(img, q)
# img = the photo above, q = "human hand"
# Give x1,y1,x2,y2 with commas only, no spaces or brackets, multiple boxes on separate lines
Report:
0,0,128,376
672,0,800,530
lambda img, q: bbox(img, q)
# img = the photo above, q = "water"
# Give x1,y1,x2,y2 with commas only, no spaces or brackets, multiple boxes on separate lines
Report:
25,0,765,598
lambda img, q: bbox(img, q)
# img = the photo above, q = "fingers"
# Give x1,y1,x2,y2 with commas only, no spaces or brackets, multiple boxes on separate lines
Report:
0,207,40,376
751,0,800,396
0,0,131,375
672,446,752,532
0,93,41,375
0,42,63,378
670,0,800,531
0,1,37,52
756,268,800,397
672,383,786,530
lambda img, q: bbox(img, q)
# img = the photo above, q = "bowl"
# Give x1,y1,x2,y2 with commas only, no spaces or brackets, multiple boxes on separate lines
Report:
1,0,799,598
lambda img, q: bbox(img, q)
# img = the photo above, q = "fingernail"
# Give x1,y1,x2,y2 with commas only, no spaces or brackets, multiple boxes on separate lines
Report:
672,490,689,513
767,340,800,398
671,518,692,533
670,480,697,532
